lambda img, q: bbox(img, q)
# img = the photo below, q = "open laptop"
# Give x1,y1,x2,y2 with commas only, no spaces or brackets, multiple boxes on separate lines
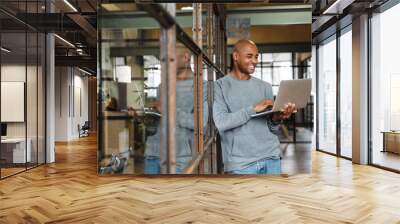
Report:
251,79,312,118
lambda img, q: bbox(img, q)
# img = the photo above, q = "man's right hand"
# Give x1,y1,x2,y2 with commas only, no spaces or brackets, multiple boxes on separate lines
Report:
148,101,161,112
254,99,274,113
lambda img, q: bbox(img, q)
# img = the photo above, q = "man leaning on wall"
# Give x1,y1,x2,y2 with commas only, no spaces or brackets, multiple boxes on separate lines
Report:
213,39,296,174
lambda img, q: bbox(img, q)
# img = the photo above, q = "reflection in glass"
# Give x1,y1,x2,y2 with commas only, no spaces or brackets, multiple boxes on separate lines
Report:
98,3,211,173
98,3,161,174
173,46,196,173
318,37,337,154
201,63,214,173
98,3,217,175
340,29,352,158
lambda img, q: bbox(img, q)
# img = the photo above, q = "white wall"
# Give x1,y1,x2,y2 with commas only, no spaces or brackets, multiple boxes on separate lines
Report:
1,63,46,164
55,67,89,141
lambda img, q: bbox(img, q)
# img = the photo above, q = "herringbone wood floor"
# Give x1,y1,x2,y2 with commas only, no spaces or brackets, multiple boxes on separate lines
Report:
1,135,400,223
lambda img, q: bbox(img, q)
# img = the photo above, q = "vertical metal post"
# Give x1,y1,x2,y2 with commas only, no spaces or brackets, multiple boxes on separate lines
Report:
292,52,297,143
0,19,2,179
336,30,341,157
36,0,39,167
214,7,224,173
97,1,104,166
160,3,177,174
193,3,204,173
367,11,372,165
215,13,221,69
316,44,320,150
222,22,227,74
25,1,28,171
206,4,216,173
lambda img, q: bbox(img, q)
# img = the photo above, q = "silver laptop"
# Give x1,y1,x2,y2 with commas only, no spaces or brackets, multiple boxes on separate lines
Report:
251,79,312,118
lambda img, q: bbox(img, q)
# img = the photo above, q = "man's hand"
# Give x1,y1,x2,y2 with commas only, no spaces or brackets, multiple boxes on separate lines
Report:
272,102,297,121
254,99,274,113
148,101,161,112
127,107,137,117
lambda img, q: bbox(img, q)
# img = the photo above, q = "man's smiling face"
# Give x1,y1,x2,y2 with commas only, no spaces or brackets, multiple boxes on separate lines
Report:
233,43,259,75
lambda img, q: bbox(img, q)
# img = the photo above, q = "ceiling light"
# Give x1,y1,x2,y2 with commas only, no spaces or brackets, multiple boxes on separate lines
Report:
1,47,11,53
181,6,193,11
63,0,78,12
322,0,354,15
78,67,92,76
54,34,75,48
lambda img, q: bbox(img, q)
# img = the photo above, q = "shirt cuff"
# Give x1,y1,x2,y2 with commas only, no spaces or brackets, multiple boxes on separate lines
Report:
245,106,257,117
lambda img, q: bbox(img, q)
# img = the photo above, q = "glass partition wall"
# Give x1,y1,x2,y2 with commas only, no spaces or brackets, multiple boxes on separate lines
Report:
98,2,226,174
0,2,46,179
339,27,352,159
315,0,400,172
317,35,337,155
370,3,400,171
316,25,353,159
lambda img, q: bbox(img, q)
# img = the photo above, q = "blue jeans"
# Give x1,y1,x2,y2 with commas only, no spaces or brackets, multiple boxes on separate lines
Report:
231,158,281,174
144,158,183,174
144,158,161,174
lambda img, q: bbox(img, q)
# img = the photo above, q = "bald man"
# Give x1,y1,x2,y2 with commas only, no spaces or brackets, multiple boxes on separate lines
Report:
213,40,296,174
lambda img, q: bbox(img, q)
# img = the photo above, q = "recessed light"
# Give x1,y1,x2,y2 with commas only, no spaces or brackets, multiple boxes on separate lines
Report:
54,34,75,48
78,67,92,76
63,0,78,12
1,47,11,53
181,6,193,11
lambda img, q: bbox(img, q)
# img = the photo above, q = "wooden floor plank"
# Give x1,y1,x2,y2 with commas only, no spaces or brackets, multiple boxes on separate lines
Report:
1,135,400,223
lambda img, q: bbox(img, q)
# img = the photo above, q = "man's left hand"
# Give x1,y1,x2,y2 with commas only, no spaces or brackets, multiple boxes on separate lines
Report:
272,103,297,121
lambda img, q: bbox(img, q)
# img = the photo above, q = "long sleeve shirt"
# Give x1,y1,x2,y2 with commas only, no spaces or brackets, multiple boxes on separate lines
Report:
213,75,281,172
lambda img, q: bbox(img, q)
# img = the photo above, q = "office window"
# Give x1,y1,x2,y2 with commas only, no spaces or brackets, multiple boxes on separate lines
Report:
317,36,337,154
340,28,352,158
371,3,400,171
253,53,293,95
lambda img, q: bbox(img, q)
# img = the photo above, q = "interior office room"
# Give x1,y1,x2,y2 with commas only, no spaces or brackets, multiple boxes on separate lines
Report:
0,0,399,223
0,0,96,179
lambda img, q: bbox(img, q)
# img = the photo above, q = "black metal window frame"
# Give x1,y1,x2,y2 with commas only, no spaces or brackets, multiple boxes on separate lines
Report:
315,21,353,161
0,0,47,180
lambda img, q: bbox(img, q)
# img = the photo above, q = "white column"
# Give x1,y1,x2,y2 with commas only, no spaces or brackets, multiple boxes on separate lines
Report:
46,32,55,163
352,14,369,164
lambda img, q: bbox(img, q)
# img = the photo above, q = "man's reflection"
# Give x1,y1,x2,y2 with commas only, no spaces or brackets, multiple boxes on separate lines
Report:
143,47,203,174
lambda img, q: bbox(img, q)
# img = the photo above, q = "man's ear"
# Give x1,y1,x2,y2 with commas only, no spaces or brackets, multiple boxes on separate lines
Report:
184,52,190,63
233,51,238,61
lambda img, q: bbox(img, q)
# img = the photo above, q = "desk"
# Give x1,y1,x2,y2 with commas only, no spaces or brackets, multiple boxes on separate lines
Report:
381,131,400,154
1,138,31,163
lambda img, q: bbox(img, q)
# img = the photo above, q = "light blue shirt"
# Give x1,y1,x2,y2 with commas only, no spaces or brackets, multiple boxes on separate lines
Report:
213,75,280,172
